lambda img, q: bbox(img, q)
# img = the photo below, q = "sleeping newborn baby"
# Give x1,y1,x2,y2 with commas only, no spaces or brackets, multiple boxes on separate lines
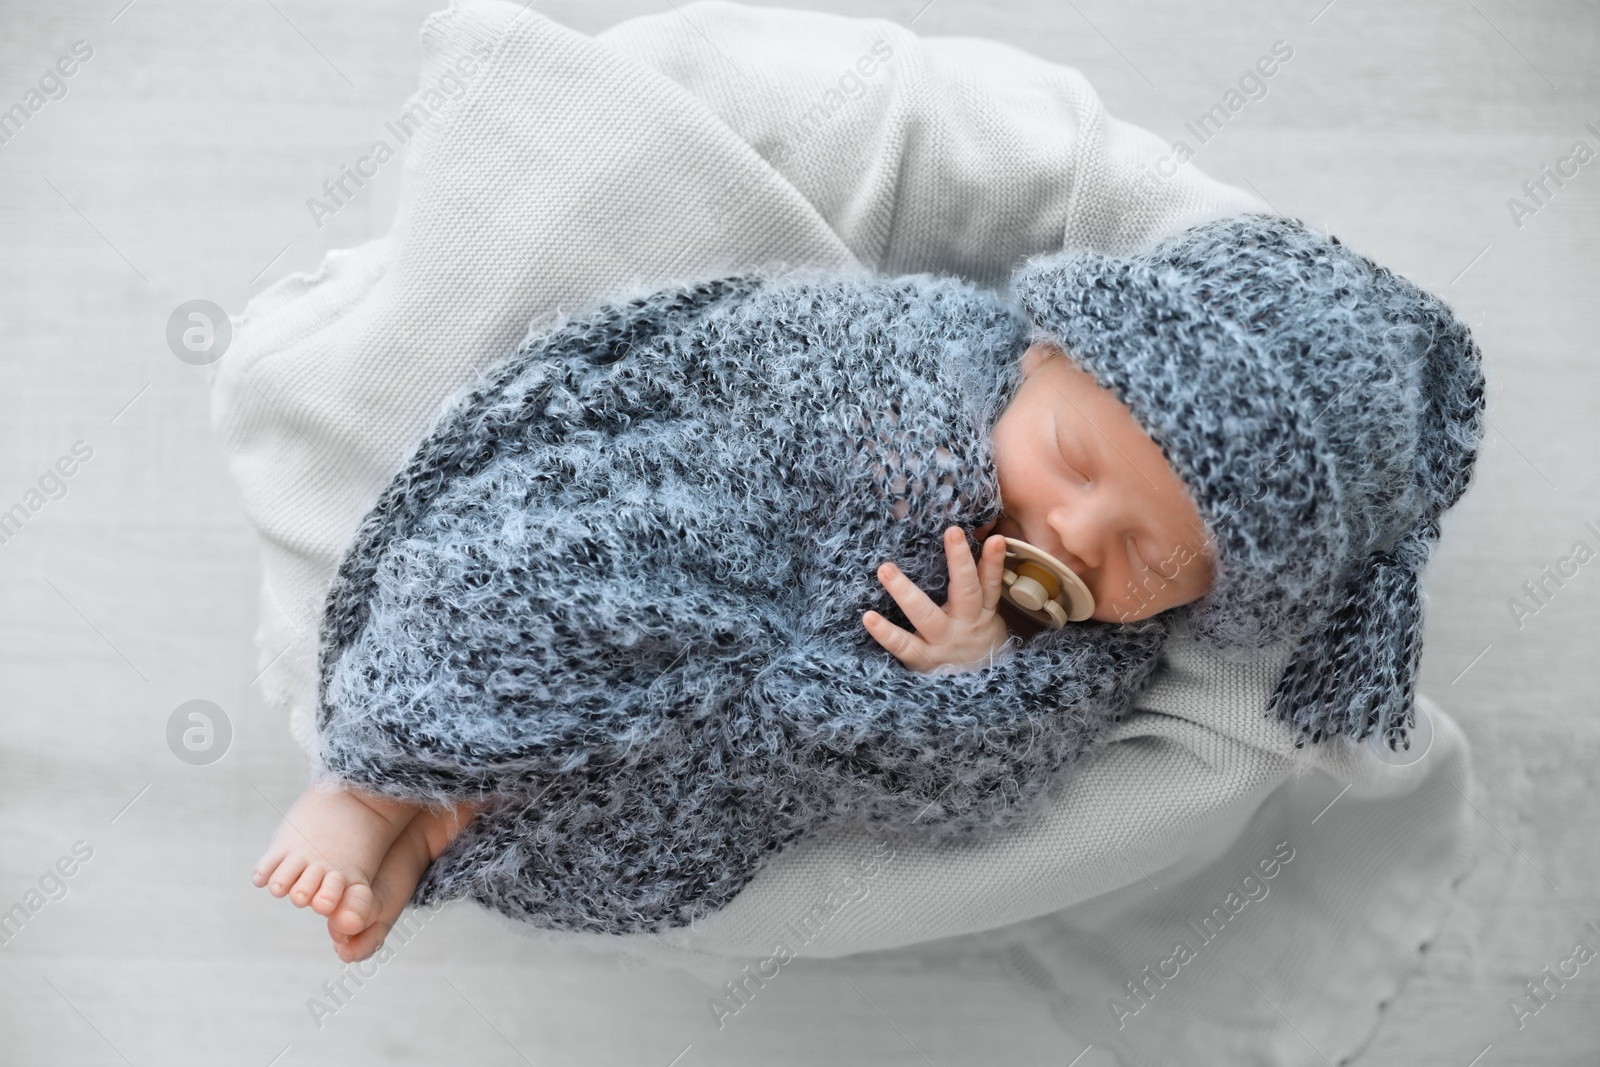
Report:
252,213,1486,963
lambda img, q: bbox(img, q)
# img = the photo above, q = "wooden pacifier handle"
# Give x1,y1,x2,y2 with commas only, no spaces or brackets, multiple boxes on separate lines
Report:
998,537,1095,629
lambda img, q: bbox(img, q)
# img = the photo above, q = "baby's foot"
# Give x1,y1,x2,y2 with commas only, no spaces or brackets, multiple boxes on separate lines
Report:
327,798,484,963
251,779,423,933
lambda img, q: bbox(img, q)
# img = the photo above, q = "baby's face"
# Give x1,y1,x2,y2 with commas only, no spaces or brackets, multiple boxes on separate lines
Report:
982,342,1215,623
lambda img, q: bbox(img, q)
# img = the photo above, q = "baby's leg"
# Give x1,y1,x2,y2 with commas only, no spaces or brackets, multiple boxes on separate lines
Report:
251,777,423,932
327,798,483,963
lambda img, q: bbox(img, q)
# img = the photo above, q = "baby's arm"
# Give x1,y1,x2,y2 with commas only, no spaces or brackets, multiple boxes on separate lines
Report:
863,525,1013,673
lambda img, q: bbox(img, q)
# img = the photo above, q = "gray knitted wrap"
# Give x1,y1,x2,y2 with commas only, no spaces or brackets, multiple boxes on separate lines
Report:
316,269,1172,935
314,212,1485,935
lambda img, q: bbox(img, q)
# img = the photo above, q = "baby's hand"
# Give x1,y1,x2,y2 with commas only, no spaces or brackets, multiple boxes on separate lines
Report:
864,527,1010,674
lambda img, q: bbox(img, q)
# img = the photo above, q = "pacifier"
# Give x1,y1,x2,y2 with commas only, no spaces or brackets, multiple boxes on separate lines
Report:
998,538,1095,628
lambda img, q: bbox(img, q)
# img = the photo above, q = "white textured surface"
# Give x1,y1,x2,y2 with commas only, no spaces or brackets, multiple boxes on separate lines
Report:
1,1,1596,1065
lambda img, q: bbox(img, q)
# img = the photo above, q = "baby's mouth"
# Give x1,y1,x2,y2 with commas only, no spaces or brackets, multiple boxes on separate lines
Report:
994,517,1094,588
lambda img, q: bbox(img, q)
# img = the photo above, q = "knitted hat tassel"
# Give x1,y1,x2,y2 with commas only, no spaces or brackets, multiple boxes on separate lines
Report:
1268,518,1440,749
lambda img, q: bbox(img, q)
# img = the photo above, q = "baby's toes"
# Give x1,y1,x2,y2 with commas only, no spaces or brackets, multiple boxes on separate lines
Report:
288,862,328,908
310,870,348,917
333,918,392,964
264,855,308,898
330,882,377,936
251,847,287,888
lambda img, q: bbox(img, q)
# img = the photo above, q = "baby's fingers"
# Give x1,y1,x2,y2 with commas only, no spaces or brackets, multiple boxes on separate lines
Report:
862,611,935,672
875,561,948,642
978,534,1007,614
934,527,998,620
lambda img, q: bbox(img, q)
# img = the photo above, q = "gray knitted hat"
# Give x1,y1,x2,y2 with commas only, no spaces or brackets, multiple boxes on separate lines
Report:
1010,212,1486,751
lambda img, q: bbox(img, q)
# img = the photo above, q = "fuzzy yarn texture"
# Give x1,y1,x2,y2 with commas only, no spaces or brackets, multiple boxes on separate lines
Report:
316,269,1171,935
315,212,1486,937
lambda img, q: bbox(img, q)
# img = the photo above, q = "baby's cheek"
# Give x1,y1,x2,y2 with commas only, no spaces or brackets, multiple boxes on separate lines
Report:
1099,588,1154,624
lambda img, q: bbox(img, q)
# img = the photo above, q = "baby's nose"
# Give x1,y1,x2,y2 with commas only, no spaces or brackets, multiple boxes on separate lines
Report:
1044,508,1104,575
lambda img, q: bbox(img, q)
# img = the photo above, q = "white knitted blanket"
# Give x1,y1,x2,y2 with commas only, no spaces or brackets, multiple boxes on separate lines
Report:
209,4,1475,1063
